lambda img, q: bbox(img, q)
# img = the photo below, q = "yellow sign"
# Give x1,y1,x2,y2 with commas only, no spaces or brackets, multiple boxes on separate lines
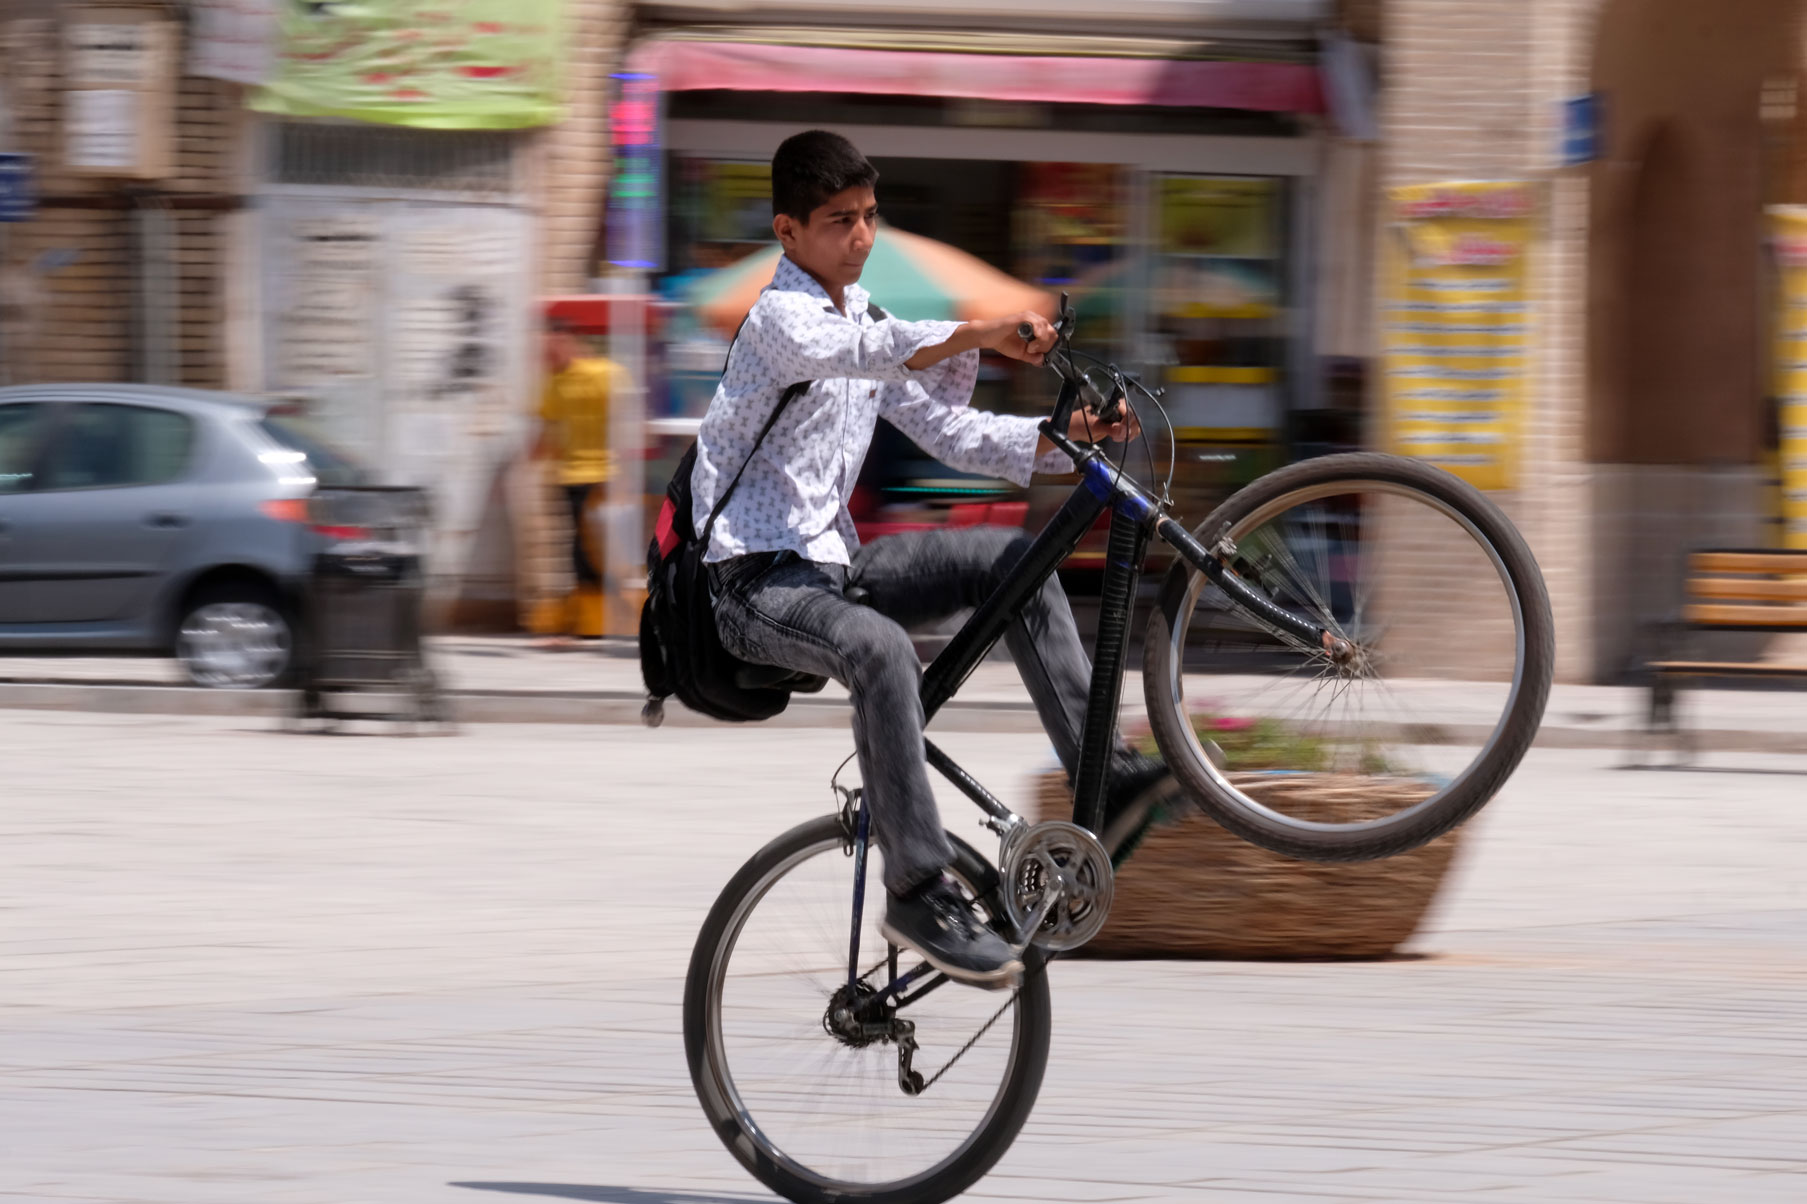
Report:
1383,181,1535,491
1769,207,1807,548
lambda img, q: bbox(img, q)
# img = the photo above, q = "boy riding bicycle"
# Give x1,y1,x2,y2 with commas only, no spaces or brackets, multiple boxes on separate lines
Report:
693,130,1175,988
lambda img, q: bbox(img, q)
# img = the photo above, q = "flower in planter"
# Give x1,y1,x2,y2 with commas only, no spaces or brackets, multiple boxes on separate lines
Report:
1125,711,1336,773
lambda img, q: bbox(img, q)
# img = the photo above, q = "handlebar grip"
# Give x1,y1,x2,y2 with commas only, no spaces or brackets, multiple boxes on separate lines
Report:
1017,321,1037,342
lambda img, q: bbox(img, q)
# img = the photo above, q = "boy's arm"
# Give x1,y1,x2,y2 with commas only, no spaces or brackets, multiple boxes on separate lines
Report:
881,360,1146,486
749,292,1055,385
878,356,1071,489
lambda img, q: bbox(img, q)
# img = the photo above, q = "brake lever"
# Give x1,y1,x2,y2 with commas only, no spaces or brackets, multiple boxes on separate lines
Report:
1094,384,1126,427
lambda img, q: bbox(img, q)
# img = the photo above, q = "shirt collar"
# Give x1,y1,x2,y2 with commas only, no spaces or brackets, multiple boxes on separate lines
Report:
773,254,870,320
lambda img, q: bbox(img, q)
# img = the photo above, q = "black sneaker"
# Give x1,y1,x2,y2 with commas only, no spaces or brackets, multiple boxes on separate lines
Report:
882,877,1024,990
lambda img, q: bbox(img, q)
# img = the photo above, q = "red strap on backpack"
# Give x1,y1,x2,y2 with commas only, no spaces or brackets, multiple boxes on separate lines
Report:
654,497,678,559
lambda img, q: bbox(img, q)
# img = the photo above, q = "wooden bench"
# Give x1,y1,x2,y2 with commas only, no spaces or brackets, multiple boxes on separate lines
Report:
1645,549,1807,757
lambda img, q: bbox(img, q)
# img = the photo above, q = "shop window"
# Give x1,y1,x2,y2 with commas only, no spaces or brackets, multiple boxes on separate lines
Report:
1152,175,1286,438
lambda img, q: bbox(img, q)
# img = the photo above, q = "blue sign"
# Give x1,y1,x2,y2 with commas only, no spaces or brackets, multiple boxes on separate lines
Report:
1561,94,1602,167
0,154,34,222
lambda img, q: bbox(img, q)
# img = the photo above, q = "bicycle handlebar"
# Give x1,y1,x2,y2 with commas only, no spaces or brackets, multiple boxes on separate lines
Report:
1029,299,1126,429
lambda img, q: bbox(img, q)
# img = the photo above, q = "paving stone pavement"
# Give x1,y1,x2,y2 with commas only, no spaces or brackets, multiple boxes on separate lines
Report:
4,710,1806,1203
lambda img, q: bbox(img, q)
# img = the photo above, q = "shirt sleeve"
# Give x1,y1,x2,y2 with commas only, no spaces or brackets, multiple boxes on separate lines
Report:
537,379,559,424
878,351,1075,488
745,291,963,386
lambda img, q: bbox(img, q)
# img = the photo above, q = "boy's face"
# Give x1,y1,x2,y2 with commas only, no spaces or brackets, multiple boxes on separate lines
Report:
773,185,878,296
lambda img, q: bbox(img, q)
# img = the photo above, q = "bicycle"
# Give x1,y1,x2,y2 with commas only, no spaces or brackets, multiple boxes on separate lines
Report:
683,296,1555,1204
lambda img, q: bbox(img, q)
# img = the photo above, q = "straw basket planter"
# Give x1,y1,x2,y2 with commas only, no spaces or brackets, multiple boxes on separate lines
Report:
1032,770,1464,959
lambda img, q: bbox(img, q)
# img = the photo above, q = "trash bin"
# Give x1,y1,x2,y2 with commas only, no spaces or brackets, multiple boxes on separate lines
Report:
292,486,449,731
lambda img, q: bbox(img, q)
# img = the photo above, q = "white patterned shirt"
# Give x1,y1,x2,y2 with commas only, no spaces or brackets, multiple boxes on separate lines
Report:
692,255,1071,565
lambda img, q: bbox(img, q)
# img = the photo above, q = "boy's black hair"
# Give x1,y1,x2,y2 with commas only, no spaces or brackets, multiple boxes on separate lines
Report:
771,130,878,223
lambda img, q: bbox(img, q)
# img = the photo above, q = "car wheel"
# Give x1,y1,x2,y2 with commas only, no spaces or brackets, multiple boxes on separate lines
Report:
177,585,293,689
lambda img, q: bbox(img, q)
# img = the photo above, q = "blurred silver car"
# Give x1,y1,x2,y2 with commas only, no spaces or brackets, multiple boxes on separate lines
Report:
0,384,366,687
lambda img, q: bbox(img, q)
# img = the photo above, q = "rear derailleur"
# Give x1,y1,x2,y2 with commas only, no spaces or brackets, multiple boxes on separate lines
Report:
823,982,926,1096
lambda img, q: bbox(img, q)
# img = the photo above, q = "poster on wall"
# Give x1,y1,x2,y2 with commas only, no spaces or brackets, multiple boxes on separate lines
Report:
190,0,281,86
1383,181,1535,492
252,0,564,130
702,162,774,245
275,216,381,386
1156,176,1281,320
1767,206,1807,548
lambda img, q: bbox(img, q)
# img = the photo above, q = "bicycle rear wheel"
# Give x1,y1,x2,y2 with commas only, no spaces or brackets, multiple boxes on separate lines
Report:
1143,453,1553,862
684,815,1050,1204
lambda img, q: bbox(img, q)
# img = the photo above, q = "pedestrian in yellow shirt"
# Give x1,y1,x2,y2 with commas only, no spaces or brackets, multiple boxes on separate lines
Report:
535,317,629,640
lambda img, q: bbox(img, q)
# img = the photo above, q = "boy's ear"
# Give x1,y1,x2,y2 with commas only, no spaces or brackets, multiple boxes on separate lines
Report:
772,212,797,249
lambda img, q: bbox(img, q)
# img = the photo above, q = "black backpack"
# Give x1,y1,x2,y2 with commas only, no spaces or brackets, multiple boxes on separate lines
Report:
638,379,820,725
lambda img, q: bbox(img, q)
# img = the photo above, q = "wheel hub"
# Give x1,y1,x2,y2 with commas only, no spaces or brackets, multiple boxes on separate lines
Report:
823,982,891,1049
179,602,290,689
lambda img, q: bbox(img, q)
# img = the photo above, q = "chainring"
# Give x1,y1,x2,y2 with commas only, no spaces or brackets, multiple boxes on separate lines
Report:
1000,820,1114,952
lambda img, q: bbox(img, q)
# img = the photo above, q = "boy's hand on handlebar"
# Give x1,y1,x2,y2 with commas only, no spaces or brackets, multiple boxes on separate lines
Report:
988,312,1057,364
1067,400,1141,445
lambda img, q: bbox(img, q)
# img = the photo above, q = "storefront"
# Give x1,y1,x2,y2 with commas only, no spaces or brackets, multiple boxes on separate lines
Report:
612,2,1354,570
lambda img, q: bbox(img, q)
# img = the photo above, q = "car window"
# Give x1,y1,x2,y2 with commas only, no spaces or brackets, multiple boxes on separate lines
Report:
0,403,52,494
39,403,195,491
257,414,366,487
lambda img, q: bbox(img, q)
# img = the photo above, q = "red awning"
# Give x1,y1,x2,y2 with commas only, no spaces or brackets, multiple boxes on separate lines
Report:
637,40,1324,114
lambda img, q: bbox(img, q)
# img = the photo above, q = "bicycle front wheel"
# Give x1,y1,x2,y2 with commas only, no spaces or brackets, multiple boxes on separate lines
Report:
1143,453,1554,862
683,815,1051,1204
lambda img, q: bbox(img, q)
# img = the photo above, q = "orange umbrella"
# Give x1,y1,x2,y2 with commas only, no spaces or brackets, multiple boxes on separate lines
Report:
688,224,1053,337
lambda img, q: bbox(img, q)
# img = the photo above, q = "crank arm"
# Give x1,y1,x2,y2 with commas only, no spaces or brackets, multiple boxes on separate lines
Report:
1011,854,1065,955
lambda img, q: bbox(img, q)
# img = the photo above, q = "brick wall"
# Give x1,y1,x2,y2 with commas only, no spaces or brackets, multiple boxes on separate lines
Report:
1378,0,1606,682
0,9,244,390
536,0,627,297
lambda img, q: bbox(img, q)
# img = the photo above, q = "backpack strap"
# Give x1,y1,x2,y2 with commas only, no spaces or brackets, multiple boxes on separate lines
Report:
701,297,891,551
702,378,809,554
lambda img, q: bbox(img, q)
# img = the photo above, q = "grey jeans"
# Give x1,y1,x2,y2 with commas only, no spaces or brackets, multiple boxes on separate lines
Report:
710,525,1103,896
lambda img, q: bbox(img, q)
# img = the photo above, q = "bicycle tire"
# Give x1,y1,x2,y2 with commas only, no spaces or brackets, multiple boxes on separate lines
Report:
1143,452,1554,862
684,815,1052,1204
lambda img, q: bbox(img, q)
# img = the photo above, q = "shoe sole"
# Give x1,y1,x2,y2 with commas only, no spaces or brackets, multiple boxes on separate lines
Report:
880,920,1024,991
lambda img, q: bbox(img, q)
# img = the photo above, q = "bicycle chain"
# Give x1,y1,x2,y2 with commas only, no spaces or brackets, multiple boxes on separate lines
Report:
910,954,1054,1095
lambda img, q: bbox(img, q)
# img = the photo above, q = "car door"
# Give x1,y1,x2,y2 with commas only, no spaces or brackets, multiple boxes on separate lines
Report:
0,401,57,624
6,402,202,624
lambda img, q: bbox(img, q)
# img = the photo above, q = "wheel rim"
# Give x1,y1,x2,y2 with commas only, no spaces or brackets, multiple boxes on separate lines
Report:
1160,478,1528,836
704,834,1027,1194
179,602,290,689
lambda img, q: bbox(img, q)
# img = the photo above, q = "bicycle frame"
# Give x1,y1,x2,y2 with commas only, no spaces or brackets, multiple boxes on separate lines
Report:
918,387,1334,840
844,374,1337,998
